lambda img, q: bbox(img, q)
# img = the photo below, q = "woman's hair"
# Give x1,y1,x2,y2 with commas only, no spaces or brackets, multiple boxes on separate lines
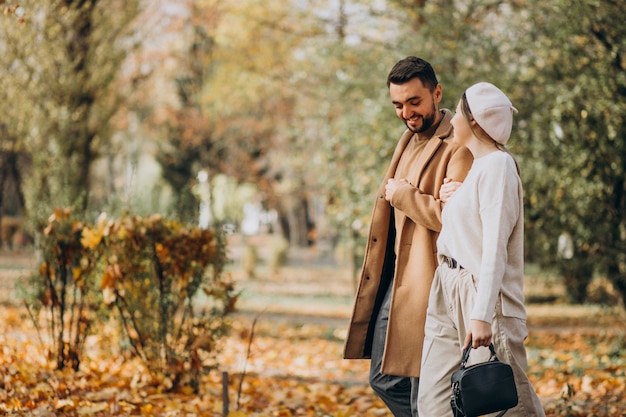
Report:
460,93,521,175
386,56,439,91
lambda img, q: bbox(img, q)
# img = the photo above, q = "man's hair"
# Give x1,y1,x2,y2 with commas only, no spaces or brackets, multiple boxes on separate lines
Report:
386,56,439,91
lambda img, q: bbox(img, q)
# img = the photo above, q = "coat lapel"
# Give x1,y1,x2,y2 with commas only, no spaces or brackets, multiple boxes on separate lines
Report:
384,129,415,183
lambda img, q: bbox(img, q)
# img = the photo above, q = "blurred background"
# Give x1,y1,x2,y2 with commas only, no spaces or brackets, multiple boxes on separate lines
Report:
1,0,625,310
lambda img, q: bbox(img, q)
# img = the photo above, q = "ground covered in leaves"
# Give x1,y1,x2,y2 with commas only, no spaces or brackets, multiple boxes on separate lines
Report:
1,246,626,416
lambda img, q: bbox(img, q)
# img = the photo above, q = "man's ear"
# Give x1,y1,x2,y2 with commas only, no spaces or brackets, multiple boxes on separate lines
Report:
434,84,443,103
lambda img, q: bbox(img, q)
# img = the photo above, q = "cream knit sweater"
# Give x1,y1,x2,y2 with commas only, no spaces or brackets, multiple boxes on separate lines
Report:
437,151,527,323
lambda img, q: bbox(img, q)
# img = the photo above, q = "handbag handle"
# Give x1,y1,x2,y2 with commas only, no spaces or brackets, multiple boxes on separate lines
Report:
460,342,498,369
457,341,511,417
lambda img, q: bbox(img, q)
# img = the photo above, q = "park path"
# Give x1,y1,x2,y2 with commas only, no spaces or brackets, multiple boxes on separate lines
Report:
2,242,625,334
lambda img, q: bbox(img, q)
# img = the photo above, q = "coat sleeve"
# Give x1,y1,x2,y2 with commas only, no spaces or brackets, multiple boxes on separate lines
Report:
391,145,473,232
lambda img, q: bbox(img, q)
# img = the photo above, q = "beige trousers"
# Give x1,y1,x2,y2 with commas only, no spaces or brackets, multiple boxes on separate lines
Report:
417,263,545,417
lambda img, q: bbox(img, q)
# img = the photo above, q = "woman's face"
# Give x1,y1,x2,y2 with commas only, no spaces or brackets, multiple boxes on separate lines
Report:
451,101,472,145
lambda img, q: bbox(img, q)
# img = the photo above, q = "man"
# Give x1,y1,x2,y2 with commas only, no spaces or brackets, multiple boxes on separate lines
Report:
343,56,473,416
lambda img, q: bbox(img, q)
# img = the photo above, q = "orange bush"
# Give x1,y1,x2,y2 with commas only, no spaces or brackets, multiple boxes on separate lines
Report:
20,209,236,393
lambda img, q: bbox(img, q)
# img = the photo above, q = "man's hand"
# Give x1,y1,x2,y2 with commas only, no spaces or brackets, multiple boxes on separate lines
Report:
385,178,409,202
440,177,462,203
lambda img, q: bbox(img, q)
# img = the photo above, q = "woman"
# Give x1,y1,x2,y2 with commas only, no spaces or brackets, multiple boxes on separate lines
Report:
417,82,545,416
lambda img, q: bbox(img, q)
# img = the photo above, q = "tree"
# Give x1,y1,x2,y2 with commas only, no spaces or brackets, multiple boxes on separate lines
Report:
0,5,33,242
513,0,626,304
0,0,144,226
199,0,323,244
145,0,221,224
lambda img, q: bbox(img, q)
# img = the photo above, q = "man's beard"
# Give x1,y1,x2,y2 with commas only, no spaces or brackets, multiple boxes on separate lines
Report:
406,100,437,133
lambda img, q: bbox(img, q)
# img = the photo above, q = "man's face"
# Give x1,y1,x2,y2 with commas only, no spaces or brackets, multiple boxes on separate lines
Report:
389,78,442,133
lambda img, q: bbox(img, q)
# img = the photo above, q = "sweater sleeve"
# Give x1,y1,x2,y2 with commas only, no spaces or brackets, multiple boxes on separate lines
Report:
471,156,521,323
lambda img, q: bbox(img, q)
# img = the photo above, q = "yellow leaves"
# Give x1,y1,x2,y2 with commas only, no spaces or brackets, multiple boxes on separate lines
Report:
116,225,129,241
80,225,104,249
103,263,122,288
72,266,82,281
38,262,48,276
76,401,109,415
101,264,122,305
2,301,625,416
55,398,75,410
179,385,195,396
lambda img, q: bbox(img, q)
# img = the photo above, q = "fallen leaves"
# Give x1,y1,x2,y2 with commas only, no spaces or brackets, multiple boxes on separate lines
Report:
1,304,625,416
525,306,626,416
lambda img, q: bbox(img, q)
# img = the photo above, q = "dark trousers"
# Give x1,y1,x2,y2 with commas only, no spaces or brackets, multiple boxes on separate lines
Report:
369,282,419,417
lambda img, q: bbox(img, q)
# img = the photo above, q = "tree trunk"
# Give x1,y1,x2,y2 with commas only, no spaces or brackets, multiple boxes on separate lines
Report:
607,262,626,310
559,258,594,304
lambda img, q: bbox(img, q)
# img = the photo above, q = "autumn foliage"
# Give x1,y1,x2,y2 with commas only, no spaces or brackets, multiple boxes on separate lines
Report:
1,303,626,416
18,208,236,393
1,239,625,415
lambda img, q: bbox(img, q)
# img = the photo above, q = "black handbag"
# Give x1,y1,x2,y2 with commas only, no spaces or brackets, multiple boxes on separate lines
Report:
450,343,518,417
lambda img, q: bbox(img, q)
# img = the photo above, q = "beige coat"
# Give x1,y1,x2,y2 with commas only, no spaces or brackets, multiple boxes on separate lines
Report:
343,110,473,377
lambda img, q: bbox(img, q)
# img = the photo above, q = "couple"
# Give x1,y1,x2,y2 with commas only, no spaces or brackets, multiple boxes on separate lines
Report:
343,56,546,416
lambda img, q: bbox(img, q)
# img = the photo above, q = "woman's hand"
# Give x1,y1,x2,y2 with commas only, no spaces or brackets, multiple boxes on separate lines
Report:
440,178,462,203
463,319,492,349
